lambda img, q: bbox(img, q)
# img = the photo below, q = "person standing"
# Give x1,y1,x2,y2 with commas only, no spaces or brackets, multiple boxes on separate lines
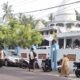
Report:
60,55,70,77
28,48,36,71
0,47,4,67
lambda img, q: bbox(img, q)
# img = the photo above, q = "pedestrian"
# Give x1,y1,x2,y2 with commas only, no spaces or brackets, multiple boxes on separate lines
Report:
28,48,36,71
0,47,4,67
60,55,70,77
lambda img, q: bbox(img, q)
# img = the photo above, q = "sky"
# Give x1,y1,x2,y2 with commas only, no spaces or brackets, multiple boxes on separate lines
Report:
0,0,80,19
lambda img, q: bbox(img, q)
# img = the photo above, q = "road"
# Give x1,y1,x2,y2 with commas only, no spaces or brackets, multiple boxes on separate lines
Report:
0,67,78,80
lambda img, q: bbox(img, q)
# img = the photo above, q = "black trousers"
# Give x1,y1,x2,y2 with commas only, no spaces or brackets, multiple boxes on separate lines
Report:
29,59,35,69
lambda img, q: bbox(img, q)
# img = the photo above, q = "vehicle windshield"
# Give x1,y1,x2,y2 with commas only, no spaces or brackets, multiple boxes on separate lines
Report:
7,51,17,56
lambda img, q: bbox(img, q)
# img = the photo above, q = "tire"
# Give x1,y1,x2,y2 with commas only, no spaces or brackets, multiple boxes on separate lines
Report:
5,60,8,66
75,69,80,78
19,60,28,69
42,68,46,72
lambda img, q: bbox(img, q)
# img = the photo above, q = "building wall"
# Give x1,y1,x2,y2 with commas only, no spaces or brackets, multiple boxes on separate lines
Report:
57,48,80,70
18,47,80,69
18,47,50,68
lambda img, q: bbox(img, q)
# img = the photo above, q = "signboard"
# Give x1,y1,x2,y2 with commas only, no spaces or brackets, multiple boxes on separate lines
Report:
67,54,76,61
38,54,46,59
21,53,27,58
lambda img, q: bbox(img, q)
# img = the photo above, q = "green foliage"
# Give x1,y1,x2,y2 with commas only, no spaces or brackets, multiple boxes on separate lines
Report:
31,30,42,45
2,2,13,21
1,2,43,48
0,19,42,48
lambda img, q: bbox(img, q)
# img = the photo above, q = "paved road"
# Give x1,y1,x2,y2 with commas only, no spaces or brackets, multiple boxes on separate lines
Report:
0,67,70,80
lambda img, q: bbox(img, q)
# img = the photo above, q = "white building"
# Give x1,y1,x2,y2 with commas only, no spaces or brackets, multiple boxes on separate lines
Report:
36,0,80,69
38,0,80,49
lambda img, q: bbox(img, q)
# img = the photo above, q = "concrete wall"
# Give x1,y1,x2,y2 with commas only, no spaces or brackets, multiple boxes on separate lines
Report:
18,47,80,69
18,48,50,68
57,48,80,70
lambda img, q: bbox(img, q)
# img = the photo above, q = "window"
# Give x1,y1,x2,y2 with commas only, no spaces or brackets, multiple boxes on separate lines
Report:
76,23,80,27
58,38,64,49
67,54,76,61
21,53,27,58
56,23,64,26
73,39,80,48
38,54,46,59
50,30,53,34
50,24,54,26
66,23,74,28
45,31,48,35
66,39,72,48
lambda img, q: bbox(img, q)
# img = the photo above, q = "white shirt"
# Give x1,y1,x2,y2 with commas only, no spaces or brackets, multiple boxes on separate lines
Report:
0,50,4,59
30,51,34,60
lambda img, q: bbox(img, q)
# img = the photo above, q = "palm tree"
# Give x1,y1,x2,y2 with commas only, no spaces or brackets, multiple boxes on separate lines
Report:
18,13,28,26
18,14,39,28
75,9,80,21
48,13,54,21
2,2,13,21
27,15,39,28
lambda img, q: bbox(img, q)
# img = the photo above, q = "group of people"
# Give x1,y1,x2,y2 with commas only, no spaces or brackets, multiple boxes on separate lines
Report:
58,55,70,77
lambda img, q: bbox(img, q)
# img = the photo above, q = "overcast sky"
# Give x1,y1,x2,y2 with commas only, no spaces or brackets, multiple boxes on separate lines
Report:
0,0,80,19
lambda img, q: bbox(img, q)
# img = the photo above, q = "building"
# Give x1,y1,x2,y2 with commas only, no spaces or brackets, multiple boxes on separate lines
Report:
38,0,80,49
36,0,80,69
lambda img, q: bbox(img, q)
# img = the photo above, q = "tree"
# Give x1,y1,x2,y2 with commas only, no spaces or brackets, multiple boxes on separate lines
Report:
18,14,39,28
18,13,29,26
1,3,43,48
48,13,54,21
75,10,80,21
2,2,13,22
31,29,42,45
7,19,43,48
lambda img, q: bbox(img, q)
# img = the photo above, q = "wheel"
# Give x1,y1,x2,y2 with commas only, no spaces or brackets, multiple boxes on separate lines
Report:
75,69,80,78
5,60,8,66
42,68,46,72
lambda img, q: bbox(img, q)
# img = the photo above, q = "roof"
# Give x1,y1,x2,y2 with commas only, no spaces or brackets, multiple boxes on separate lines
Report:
35,21,45,30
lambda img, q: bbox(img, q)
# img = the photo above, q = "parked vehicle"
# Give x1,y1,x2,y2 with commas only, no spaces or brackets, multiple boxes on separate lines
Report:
19,59,29,69
4,50,20,66
3,49,29,68
73,62,80,78
57,59,62,73
42,58,52,72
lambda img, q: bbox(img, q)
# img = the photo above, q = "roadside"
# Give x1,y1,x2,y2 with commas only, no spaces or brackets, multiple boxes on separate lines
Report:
43,71,80,80
26,69,80,80
1,67,80,80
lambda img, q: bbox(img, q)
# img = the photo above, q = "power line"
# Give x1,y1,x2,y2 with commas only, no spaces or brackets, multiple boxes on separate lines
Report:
14,0,80,15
